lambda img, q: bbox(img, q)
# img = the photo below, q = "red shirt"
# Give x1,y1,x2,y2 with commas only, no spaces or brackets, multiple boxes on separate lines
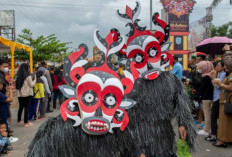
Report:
53,75,66,90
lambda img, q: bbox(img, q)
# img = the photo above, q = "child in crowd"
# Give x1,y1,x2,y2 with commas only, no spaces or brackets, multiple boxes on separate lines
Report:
0,119,12,154
29,70,44,120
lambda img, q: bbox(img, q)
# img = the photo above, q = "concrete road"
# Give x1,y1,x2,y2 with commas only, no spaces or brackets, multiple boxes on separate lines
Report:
2,108,232,157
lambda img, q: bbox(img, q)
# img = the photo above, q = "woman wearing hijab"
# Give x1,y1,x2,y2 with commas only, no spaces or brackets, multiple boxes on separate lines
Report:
16,63,36,127
197,61,214,136
52,67,66,109
213,52,232,148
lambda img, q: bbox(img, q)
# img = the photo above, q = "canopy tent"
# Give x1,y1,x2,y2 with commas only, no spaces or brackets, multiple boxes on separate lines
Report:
0,36,33,78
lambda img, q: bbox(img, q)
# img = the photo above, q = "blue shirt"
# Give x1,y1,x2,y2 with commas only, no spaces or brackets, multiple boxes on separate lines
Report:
0,92,8,123
213,71,226,102
0,135,10,148
171,62,183,80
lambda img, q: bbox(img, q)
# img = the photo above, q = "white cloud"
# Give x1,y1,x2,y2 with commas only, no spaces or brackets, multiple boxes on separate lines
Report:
68,23,96,35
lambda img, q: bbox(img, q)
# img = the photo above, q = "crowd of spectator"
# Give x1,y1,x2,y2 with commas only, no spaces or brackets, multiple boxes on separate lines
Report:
0,59,66,155
1,45,232,154
185,48,232,148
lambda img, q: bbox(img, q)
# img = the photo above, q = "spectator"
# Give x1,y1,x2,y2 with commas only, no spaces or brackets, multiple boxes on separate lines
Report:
0,59,12,134
197,61,214,136
196,54,206,63
189,56,197,78
212,53,232,148
0,79,13,129
191,55,205,128
39,62,53,113
205,60,226,142
0,59,9,95
38,68,51,118
28,70,44,120
16,63,36,127
171,55,183,80
39,62,53,92
47,66,55,113
0,79,18,144
52,68,66,109
0,119,12,154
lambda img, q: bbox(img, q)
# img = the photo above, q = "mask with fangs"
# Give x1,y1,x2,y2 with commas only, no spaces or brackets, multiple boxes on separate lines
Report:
59,28,140,135
117,1,173,80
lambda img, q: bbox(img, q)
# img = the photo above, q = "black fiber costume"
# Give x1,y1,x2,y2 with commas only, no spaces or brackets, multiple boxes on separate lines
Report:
119,71,197,156
27,31,141,157
27,115,140,157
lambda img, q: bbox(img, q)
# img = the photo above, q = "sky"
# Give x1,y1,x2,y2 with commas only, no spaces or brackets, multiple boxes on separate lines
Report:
0,0,232,55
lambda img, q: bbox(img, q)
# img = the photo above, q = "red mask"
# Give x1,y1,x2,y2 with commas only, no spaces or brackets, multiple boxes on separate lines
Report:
117,1,173,80
59,29,140,135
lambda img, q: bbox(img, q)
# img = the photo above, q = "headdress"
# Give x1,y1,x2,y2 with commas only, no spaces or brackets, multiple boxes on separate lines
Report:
117,1,173,80
59,29,140,135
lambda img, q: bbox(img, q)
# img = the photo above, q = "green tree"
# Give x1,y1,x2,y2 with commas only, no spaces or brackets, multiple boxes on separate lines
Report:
211,22,232,38
50,51,72,64
210,0,232,8
15,28,69,63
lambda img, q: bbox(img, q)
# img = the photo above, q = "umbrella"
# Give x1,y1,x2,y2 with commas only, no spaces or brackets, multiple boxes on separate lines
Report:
196,36,232,55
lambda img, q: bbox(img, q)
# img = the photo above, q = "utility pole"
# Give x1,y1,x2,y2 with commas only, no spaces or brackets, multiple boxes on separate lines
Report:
150,0,152,30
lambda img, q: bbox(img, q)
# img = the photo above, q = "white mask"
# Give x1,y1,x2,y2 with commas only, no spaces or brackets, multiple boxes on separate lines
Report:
2,67,9,73
197,69,202,73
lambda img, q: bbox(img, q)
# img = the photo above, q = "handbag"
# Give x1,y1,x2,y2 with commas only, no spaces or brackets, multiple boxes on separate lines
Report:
224,94,232,115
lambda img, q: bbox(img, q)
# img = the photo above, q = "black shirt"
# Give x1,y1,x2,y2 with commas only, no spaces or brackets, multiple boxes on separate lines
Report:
199,75,214,100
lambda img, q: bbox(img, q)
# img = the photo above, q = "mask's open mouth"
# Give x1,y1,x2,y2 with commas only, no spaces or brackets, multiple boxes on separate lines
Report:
85,120,109,133
142,69,160,80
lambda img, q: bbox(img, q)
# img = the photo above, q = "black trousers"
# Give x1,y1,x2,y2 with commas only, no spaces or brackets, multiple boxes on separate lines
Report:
18,96,32,123
53,89,63,109
47,96,52,111
211,100,220,135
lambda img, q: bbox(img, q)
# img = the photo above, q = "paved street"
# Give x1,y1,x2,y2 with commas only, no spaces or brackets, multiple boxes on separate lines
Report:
2,106,232,157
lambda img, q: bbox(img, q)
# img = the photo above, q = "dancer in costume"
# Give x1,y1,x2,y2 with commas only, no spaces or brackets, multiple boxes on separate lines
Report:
116,2,196,156
27,29,141,157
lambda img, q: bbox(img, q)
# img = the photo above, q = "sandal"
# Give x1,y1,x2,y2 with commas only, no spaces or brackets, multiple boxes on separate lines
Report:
204,135,217,142
212,142,227,148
